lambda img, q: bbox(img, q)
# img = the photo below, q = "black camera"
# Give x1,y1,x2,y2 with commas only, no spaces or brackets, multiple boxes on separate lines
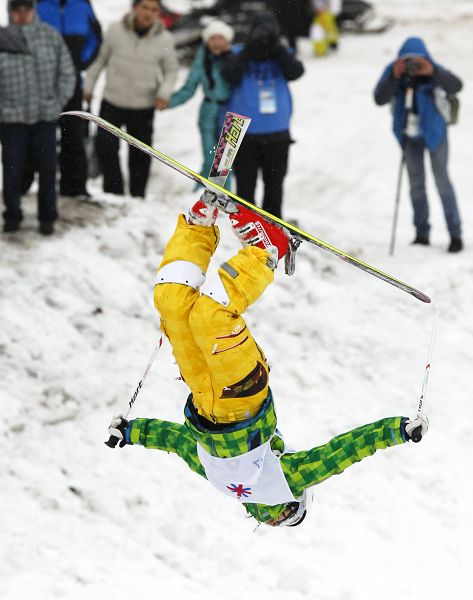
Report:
405,57,420,77
250,23,277,48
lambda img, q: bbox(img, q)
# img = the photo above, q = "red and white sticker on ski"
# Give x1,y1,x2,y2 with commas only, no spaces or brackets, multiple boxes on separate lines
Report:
208,112,251,187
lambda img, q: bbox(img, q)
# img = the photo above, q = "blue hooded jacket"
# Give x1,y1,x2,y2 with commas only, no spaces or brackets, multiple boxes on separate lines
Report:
225,45,294,134
37,0,102,72
376,37,451,150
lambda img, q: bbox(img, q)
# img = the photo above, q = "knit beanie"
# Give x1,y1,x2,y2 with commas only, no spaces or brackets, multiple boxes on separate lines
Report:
201,19,234,44
9,0,35,10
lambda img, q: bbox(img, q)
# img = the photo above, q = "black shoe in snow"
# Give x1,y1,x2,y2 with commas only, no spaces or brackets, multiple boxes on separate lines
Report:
411,235,430,246
39,221,54,236
60,189,91,199
448,238,463,253
3,220,20,233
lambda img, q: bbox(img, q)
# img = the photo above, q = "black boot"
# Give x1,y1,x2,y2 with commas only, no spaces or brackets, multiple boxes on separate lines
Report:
411,235,429,246
3,219,20,233
448,238,463,253
39,221,55,236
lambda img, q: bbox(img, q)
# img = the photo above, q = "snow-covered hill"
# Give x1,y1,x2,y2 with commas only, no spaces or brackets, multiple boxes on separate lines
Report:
1,2,472,599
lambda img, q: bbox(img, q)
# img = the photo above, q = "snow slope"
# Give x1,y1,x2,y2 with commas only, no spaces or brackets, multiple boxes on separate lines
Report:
1,2,472,599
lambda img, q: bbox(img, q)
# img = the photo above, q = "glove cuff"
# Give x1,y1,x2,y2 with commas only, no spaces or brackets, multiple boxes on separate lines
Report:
125,420,134,445
400,417,409,442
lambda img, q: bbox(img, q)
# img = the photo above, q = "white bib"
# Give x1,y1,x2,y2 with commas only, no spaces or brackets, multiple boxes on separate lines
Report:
197,439,296,505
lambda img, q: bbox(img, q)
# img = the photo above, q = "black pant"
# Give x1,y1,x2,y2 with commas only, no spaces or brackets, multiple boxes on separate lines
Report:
59,77,89,195
1,121,57,224
96,100,154,197
232,134,291,219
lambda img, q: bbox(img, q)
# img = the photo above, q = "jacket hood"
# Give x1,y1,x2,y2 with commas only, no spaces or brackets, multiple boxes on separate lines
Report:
0,25,28,52
397,37,432,61
123,11,164,36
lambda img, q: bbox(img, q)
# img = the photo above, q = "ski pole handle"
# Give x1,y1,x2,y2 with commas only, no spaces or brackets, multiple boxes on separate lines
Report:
105,435,120,448
410,426,423,443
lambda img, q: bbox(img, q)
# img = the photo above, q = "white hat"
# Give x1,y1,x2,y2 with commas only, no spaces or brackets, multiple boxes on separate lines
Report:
202,20,234,44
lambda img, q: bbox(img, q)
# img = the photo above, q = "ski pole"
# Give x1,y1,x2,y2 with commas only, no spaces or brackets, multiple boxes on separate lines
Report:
411,310,439,442
105,336,163,448
389,152,404,256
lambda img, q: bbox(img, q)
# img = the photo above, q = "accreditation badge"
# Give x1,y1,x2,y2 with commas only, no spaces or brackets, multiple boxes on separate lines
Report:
259,87,277,114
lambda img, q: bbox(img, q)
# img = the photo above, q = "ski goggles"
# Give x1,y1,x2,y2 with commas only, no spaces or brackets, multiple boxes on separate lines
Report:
271,489,313,528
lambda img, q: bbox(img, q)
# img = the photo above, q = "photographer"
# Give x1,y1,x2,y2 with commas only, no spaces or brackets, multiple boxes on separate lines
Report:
374,37,463,253
221,12,304,219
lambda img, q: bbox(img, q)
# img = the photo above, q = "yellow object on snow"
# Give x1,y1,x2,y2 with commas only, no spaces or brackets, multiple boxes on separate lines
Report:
311,11,339,57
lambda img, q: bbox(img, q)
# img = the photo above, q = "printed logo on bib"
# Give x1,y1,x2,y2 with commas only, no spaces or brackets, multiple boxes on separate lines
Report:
226,483,253,499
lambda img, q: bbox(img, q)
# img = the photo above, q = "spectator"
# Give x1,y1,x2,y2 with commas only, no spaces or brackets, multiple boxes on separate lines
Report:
84,0,179,199
36,0,102,198
0,0,75,235
169,20,233,180
374,37,463,253
222,12,304,219
310,0,340,57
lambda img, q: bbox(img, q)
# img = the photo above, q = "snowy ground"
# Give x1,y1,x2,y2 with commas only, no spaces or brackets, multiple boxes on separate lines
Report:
1,1,472,599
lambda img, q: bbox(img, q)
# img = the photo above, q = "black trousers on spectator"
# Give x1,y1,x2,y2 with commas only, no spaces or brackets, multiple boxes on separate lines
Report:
59,76,89,195
232,133,291,219
96,100,154,197
0,121,57,225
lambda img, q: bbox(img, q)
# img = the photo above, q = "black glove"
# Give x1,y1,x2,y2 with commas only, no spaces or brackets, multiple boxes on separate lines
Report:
246,39,279,61
108,415,129,448
272,43,289,61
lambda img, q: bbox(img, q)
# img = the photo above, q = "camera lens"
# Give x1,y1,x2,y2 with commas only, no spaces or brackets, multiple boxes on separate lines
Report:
405,58,420,76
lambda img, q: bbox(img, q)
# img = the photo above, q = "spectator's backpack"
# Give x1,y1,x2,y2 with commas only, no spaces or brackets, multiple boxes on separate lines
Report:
434,88,460,125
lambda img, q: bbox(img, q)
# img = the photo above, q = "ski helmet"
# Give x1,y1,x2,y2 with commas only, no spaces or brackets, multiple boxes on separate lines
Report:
273,489,314,527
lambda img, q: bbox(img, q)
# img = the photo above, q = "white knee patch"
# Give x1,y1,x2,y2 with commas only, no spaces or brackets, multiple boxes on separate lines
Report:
155,261,206,290
200,272,230,307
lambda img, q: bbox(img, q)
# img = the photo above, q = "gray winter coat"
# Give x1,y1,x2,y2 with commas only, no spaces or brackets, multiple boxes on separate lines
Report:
84,13,179,109
0,21,75,124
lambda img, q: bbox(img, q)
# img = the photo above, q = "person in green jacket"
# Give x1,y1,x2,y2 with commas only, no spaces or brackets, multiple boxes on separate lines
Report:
169,20,234,180
108,192,429,528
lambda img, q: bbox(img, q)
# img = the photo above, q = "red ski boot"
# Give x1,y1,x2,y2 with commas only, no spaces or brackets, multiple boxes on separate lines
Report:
229,204,290,269
187,195,219,226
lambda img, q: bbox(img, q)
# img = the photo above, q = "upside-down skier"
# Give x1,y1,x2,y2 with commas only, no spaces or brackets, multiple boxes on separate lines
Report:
108,194,429,528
